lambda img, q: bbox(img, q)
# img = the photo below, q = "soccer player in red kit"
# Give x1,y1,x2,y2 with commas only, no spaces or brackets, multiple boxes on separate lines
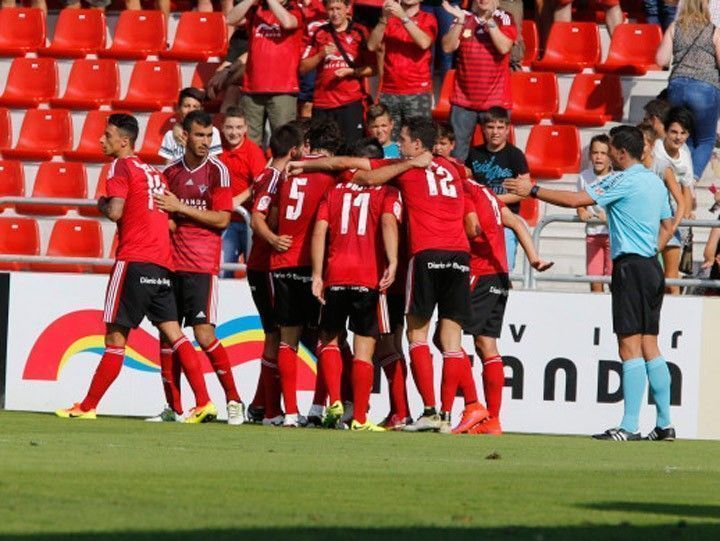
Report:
145,110,243,425
56,113,216,423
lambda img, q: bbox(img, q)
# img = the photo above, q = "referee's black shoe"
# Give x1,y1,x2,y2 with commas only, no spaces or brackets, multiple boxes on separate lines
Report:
644,426,676,441
246,404,265,424
592,427,642,441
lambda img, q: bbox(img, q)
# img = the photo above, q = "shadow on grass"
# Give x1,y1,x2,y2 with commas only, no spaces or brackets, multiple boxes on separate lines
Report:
580,502,720,520
1,524,720,541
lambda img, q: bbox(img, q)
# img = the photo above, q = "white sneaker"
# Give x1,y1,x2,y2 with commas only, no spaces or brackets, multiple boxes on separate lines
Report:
263,414,284,426
340,401,354,427
282,413,308,427
145,406,182,423
227,400,245,426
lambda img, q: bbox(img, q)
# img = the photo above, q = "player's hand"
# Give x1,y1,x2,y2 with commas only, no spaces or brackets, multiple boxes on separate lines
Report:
531,259,554,273
287,161,304,175
441,0,465,21
153,190,183,213
334,67,355,79
410,151,433,169
379,262,397,291
271,234,293,252
503,177,532,197
323,43,338,58
312,275,326,305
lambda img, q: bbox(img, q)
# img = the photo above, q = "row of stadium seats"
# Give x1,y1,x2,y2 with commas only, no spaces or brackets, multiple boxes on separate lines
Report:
0,8,227,61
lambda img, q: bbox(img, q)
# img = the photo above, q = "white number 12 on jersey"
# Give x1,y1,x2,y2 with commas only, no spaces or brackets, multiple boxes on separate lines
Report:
340,192,370,235
425,166,458,198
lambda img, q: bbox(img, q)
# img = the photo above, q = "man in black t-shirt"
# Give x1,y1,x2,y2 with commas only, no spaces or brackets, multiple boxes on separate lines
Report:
465,107,530,272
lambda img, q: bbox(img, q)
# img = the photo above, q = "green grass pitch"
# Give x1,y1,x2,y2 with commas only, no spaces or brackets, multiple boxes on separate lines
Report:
0,411,718,541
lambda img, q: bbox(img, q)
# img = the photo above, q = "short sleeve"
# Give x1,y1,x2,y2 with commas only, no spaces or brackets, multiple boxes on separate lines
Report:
464,189,475,215
586,171,627,206
382,187,403,222
422,12,438,41
212,186,233,212
316,194,329,222
159,130,177,160
511,147,529,176
253,190,276,215
106,159,131,199
498,12,518,41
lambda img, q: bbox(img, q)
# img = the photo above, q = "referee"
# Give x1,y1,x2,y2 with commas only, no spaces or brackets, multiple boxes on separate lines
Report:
505,125,677,441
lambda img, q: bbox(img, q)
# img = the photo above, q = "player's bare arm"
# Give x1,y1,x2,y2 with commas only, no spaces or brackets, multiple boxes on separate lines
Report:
501,207,554,272
299,43,336,75
504,177,596,208
440,0,465,53
497,174,528,205
287,156,371,175
658,217,675,252
153,190,231,229
311,219,329,305
353,151,433,186
251,210,292,252
98,196,125,223
379,213,399,291
662,167,685,231
464,211,482,239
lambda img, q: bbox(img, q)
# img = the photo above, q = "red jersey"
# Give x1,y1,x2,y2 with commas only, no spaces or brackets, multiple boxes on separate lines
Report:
451,10,516,111
243,2,305,94
463,178,508,277
371,157,469,256
303,22,372,109
218,137,267,221
270,156,337,269
316,182,402,288
301,0,327,45
106,156,174,270
247,166,283,272
164,156,233,275
380,12,437,95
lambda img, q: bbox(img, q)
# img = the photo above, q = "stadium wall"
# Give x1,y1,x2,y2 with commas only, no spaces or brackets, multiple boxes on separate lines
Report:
1,272,718,440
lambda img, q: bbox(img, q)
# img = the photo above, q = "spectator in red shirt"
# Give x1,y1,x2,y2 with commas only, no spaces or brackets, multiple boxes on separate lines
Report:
368,1,437,141
218,107,267,278
441,0,516,161
228,0,305,144
300,0,376,146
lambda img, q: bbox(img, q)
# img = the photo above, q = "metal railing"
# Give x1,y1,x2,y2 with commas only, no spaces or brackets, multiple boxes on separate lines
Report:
523,215,720,290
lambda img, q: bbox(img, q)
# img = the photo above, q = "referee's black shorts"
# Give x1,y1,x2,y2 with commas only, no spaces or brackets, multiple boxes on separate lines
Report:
611,254,665,335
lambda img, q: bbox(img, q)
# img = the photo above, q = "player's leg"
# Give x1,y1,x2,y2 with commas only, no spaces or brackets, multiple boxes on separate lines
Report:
278,324,303,424
145,333,183,422
260,329,284,425
403,314,443,432
468,336,504,435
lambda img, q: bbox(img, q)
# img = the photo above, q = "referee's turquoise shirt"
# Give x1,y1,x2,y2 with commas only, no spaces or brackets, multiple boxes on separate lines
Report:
585,163,672,260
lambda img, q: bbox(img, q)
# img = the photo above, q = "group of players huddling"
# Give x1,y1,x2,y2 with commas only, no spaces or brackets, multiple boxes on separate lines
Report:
56,110,553,435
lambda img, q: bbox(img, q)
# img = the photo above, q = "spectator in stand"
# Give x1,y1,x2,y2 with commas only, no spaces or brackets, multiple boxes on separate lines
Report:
656,0,720,180
702,220,720,295
300,0,375,146
298,0,328,118
643,98,672,140
1,0,45,13
535,0,623,48
441,0,516,161
367,0,437,137
228,0,304,144
576,134,613,293
218,107,267,278
644,0,677,30
160,88,223,164
420,0,460,81
366,103,401,157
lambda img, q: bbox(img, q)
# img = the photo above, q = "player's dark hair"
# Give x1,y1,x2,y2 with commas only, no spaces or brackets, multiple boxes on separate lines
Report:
108,113,139,146
178,87,206,107
287,118,312,142
270,123,302,157
483,106,510,124
664,106,694,134
352,137,384,158
589,133,610,151
402,116,437,151
224,106,246,121
436,122,455,143
643,98,671,124
609,125,644,161
305,117,342,155
366,102,393,124
182,109,213,132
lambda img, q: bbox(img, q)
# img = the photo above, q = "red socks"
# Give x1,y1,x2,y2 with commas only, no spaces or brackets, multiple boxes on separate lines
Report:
160,347,183,414
340,341,354,402
352,359,373,424
204,339,241,403
319,344,343,404
382,354,409,419
482,355,504,418
277,343,298,414
409,342,435,408
261,357,283,418
459,353,478,405
440,351,464,412
80,346,125,411
173,336,210,408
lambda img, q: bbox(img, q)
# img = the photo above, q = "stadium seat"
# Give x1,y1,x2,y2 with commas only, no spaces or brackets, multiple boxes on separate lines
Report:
112,61,181,111
531,22,600,72
137,111,178,164
0,160,24,212
16,161,87,216
79,162,110,217
0,109,73,161
93,233,117,274
192,62,224,112
552,73,624,126
50,59,119,110
510,71,559,124
39,9,106,58
0,57,58,108
471,124,516,147
432,69,455,122
0,217,40,271
521,20,539,66
0,7,46,56
524,125,581,179
99,10,166,60
160,12,228,61
64,110,118,162
31,219,103,273
0,108,10,150
595,23,662,75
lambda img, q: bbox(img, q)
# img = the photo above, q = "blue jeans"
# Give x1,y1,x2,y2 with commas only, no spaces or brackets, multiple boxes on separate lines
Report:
504,227,519,272
643,0,677,31
421,1,458,81
221,221,248,278
667,77,720,179
450,104,484,161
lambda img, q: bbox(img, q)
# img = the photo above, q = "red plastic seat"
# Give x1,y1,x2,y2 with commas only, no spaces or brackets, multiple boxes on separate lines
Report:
596,23,662,75
431,69,455,122
521,20,539,66
0,57,58,108
0,108,10,149
0,160,24,212
471,124,516,147
93,232,117,274
50,59,119,110
1,109,73,161
39,9,106,58
510,71,558,124
192,62,224,112
0,217,40,271
160,12,228,61
0,8,46,56
99,10,166,60
112,61,181,111
31,219,103,273
79,162,110,217
65,110,118,162
16,161,87,216
525,125,581,179
553,73,624,126
137,111,178,164
531,22,600,72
